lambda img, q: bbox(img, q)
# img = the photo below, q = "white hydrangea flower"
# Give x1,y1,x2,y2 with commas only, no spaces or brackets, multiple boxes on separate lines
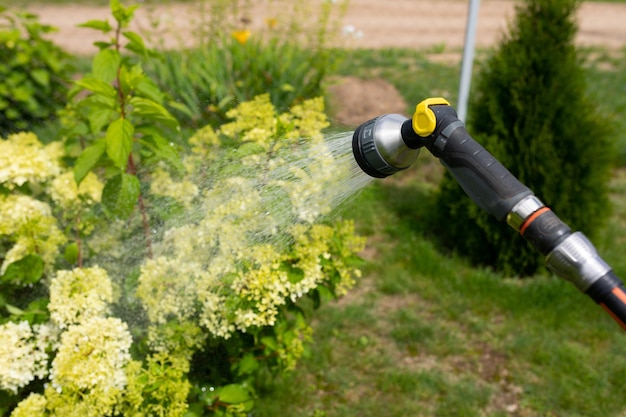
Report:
198,291,236,339
48,171,104,209
10,393,47,417
136,256,200,325
0,132,62,188
50,317,132,392
0,321,53,394
0,194,52,235
0,195,66,274
48,266,113,328
149,167,199,207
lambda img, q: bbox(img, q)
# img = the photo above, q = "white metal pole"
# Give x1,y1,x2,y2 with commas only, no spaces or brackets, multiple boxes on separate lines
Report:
457,0,481,122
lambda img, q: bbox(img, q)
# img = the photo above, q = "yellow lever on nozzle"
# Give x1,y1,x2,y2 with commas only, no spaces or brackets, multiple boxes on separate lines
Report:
412,97,450,137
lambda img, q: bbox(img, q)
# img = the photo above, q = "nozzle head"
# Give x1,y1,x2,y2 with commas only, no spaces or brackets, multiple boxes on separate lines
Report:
352,114,420,178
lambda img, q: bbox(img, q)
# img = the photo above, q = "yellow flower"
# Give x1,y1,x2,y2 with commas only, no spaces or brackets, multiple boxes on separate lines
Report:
265,17,278,29
221,94,277,148
232,29,251,44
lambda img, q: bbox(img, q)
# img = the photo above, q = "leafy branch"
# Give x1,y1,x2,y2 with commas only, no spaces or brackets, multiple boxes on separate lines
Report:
66,0,184,260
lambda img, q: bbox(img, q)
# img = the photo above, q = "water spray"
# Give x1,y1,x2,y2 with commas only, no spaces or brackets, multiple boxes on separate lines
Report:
352,97,626,331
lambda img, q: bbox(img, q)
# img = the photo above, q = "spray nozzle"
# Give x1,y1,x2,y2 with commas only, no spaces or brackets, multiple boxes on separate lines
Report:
351,98,451,178
352,114,418,178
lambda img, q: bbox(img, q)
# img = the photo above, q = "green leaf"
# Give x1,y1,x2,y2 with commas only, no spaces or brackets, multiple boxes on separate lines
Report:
79,91,118,111
74,139,106,184
140,135,184,174
111,1,139,27
75,77,117,98
235,353,260,376
93,41,114,50
167,100,195,119
30,69,50,87
129,96,179,130
106,118,134,170
135,77,165,103
260,336,278,351
24,298,49,324
123,31,147,55
92,49,121,83
77,19,112,33
216,384,252,405
102,173,141,219
64,242,79,265
88,107,115,134
6,304,25,316
1,255,44,285
119,64,144,95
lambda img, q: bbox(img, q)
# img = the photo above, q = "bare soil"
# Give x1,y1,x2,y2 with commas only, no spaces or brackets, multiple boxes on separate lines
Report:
32,0,626,53
30,0,626,124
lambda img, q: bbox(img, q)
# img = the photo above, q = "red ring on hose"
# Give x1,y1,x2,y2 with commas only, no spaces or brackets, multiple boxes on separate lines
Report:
519,207,551,236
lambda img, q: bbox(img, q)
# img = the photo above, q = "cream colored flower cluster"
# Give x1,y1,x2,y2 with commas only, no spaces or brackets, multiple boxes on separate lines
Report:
0,194,67,274
49,171,104,210
278,96,329,142
136,256,200,325
0,132,62,188
149,167,199,207
10,393,47,417
50,316,132,393
230,244,291,328
0,321,57,394
48,266,114,328
220,94,279,149
132,95,365,343
6,266,135,415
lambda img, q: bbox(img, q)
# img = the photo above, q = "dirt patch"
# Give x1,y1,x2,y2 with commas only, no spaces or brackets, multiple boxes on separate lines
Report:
30,0,626,54
326,76,408,127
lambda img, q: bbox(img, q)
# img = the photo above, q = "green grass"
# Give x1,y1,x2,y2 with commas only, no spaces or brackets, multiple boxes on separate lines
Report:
253,47,626,417
254,178,626,417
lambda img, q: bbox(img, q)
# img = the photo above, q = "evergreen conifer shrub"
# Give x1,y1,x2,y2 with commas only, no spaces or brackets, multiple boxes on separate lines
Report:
434,0,614,276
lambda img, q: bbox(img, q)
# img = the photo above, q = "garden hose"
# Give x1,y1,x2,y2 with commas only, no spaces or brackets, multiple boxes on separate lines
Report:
352,97,626,331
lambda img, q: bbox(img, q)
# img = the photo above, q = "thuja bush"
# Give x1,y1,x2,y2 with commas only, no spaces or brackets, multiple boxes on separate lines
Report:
144,0,348,127
0,7,72,135
434,0,613,276
0,2,364,416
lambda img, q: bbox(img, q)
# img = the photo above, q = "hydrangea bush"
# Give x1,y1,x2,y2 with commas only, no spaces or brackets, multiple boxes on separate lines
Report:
0,2,364,416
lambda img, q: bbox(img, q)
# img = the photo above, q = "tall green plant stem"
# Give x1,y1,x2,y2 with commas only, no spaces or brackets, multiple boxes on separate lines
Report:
127,153,153,259
113,14,153,259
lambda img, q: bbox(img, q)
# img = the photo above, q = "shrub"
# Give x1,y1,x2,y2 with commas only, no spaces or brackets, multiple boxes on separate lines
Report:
0,7,71,134
433,0,613,276
0,2,364,416
148,36,335,128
